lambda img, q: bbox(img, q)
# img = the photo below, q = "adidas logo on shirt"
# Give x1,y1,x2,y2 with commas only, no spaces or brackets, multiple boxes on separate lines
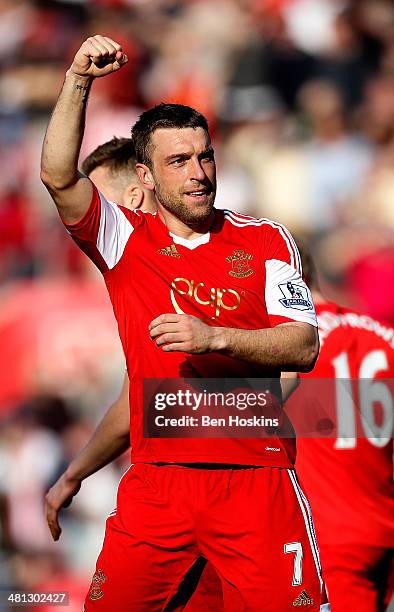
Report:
158,244,181,258
292,590,314,606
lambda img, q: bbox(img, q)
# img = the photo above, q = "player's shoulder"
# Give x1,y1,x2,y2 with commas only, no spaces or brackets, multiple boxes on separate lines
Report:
222,209,302,275
222,209,285,229
221,209,295,240
221,209,300,269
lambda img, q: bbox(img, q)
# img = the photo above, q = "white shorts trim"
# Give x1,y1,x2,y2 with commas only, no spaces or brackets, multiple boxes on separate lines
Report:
287,469,323,591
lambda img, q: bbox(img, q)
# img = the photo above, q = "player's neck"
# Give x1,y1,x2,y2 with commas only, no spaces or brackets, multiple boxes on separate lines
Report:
158,208,215,240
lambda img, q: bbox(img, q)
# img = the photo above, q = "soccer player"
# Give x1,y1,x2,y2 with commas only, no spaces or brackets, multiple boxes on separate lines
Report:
286,248,394,611
45,137,222,611
41,35,328,610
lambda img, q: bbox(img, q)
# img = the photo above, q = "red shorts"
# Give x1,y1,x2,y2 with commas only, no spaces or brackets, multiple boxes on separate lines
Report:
320,544,394,611
84,464,327,611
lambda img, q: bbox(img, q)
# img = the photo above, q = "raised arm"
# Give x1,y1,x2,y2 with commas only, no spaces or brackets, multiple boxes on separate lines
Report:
40,35,128,224
45,374,130,541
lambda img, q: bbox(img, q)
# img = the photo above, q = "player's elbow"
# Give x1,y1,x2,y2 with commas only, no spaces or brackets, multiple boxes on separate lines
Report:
297,335,319,372
40,162,79,192
40,167,53,188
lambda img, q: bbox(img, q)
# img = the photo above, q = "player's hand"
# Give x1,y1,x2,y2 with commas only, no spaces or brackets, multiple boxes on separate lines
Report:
69,35,128,79
45,473,82,541
149,314,220,354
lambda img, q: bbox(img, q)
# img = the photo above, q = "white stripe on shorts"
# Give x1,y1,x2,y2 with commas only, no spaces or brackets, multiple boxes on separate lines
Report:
292,472,322,572
287,469,323,591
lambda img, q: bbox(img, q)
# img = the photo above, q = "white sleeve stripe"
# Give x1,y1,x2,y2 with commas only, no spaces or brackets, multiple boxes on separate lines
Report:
97,192,134,270
265,259,317,326
224,211,301,273
284,226,302,274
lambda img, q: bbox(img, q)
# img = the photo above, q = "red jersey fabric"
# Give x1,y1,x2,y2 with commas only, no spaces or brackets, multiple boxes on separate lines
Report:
64,186,317,468
293,301,394,547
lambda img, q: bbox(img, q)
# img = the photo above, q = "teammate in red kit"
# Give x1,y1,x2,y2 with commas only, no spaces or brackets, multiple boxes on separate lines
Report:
286,248,394,611
44,138,150,543
41,36,328,610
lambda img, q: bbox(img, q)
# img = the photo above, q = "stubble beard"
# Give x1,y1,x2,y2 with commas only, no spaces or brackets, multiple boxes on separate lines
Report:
154,180,216,226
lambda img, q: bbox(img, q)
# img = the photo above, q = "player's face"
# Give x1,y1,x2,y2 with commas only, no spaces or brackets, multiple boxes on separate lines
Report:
149,127,216,225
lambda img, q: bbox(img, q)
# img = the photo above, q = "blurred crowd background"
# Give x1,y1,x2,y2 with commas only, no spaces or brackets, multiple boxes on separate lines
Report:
1,0,394,609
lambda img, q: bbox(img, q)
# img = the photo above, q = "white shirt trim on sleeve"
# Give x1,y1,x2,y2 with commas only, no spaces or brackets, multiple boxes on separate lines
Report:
265,259,317,327
97,192,134,270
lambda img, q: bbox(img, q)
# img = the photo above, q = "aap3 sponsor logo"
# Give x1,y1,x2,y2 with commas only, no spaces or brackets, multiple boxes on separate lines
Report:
170,277,241,319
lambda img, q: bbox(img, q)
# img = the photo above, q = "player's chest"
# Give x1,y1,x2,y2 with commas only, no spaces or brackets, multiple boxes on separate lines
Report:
113,229,268,327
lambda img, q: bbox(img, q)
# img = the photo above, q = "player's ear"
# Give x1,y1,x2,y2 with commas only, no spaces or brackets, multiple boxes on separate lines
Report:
124,185,144,210
136,163,155,191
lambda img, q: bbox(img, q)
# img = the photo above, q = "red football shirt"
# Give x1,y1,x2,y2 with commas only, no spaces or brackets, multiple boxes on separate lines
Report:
64,187,317,467
292,301,394,547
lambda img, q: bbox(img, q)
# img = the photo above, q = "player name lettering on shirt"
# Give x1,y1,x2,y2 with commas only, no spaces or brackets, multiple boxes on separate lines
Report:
318,311,394,348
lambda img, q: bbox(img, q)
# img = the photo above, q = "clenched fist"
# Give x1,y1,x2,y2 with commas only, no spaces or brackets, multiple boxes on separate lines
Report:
70,35,128,79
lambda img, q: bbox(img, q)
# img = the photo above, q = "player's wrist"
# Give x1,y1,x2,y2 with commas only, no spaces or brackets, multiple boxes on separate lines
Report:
209,327,228,352
64,463,85,484
65,68,93,85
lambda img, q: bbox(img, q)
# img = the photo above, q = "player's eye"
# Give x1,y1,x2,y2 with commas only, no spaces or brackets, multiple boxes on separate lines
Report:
201,151,215,162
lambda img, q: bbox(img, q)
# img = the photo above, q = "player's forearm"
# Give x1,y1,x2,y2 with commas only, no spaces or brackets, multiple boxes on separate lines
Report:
211,323,319,372
40,71,92,190
65,401,130,482
281,372,300,401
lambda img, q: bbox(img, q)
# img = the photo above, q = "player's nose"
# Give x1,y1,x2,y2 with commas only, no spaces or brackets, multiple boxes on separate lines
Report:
189,158,206,182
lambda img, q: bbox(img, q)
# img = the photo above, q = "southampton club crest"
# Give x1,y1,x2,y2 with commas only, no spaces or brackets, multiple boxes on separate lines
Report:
226,249,254,278
279,281,313,311
89,569,107,601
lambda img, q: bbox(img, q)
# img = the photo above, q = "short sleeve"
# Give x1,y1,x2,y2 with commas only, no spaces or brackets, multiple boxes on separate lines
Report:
62,185,140,273
263,223,317,328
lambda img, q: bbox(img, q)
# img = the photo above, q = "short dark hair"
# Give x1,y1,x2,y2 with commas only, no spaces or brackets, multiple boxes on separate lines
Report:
81,137,137,176
131,103,209,168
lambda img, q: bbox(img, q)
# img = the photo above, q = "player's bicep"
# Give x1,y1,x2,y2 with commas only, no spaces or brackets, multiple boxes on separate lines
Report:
47,173,94,225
